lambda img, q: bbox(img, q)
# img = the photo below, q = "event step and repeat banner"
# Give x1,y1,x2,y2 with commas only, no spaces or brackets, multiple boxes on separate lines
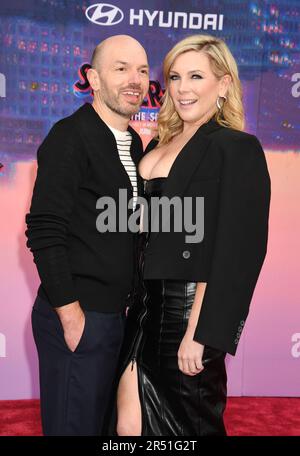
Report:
0,0,299,399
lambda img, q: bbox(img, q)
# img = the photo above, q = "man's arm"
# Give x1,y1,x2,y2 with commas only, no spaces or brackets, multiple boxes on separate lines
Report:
25,119,88,350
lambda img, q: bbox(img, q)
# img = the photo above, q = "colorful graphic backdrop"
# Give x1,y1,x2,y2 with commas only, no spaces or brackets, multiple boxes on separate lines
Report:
0,0,299,399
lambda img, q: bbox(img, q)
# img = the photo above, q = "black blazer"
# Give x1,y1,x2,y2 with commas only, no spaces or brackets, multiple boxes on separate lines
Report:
142,119,271,355
25,102,144,313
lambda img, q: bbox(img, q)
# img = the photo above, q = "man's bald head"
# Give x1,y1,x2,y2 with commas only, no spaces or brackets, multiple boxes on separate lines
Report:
91,35,147,72
87,34,149,122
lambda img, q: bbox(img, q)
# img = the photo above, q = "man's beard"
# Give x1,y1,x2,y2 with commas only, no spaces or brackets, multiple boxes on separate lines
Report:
104,96,138,119
99,78,142,118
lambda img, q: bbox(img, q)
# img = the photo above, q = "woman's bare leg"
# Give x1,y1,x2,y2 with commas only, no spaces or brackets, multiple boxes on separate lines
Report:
116,362,142,436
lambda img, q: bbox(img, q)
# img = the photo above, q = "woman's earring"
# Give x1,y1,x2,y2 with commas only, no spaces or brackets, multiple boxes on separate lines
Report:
217,95,227,110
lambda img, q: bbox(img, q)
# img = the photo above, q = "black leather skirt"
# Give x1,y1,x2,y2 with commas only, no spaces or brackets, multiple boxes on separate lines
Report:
117,278,228,436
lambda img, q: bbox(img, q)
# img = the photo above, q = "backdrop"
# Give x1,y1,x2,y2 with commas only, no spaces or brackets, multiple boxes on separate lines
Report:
0,0,299,400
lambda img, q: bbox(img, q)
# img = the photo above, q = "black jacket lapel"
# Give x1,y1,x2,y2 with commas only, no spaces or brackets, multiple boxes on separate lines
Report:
128,125,144,197
150,120,222,241
76,103,143,196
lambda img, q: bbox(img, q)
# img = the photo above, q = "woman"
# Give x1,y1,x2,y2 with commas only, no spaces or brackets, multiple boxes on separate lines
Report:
115,34,271,436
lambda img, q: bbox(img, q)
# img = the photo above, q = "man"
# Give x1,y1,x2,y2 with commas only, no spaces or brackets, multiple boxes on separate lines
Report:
25,35,149,435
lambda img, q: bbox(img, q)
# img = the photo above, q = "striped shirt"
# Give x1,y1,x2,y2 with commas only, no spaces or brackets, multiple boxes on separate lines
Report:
108,125,138,211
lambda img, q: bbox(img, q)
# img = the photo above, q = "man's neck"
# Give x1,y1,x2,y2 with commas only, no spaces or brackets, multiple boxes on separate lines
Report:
92,101,129,132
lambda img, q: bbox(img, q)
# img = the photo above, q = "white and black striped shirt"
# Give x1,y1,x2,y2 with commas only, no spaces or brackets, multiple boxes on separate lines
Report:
108,125,138,211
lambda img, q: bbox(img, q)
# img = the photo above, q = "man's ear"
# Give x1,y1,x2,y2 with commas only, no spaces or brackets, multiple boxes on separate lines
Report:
87,68,101,91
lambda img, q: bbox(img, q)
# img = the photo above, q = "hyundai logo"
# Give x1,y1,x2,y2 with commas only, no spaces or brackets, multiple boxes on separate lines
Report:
85,3,124,26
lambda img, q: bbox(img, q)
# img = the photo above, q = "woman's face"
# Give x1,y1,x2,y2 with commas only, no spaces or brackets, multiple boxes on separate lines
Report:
168,50,229,126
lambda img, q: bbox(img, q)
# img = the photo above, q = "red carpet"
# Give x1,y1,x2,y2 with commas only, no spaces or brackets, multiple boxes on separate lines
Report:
0,398,299,436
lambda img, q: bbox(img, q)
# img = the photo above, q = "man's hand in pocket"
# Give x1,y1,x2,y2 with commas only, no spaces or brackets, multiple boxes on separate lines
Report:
55,301,85,352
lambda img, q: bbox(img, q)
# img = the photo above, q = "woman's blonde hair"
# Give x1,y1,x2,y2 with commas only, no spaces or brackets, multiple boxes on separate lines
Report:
157,34,244,145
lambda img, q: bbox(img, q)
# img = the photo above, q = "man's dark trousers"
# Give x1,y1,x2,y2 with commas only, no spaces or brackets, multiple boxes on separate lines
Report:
31,294,125,436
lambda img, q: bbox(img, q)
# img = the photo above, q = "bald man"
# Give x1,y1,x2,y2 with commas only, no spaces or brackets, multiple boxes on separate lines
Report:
25,35,149,435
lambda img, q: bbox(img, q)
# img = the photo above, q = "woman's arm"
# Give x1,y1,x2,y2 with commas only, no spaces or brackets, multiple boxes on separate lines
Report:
193,134,271,355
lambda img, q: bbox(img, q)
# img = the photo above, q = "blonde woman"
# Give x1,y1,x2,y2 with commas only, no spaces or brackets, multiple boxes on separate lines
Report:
115,35,270,436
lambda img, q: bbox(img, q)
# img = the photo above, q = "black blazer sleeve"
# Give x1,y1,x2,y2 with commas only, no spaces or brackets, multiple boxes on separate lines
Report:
25,120,88,307
193,134,271,355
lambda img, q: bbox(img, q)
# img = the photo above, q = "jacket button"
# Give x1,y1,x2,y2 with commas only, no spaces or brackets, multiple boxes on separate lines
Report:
182,250,190,259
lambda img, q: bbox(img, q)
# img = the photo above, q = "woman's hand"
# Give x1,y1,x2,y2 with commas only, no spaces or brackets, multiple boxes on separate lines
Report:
178,281,207,376
178,330,205,376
